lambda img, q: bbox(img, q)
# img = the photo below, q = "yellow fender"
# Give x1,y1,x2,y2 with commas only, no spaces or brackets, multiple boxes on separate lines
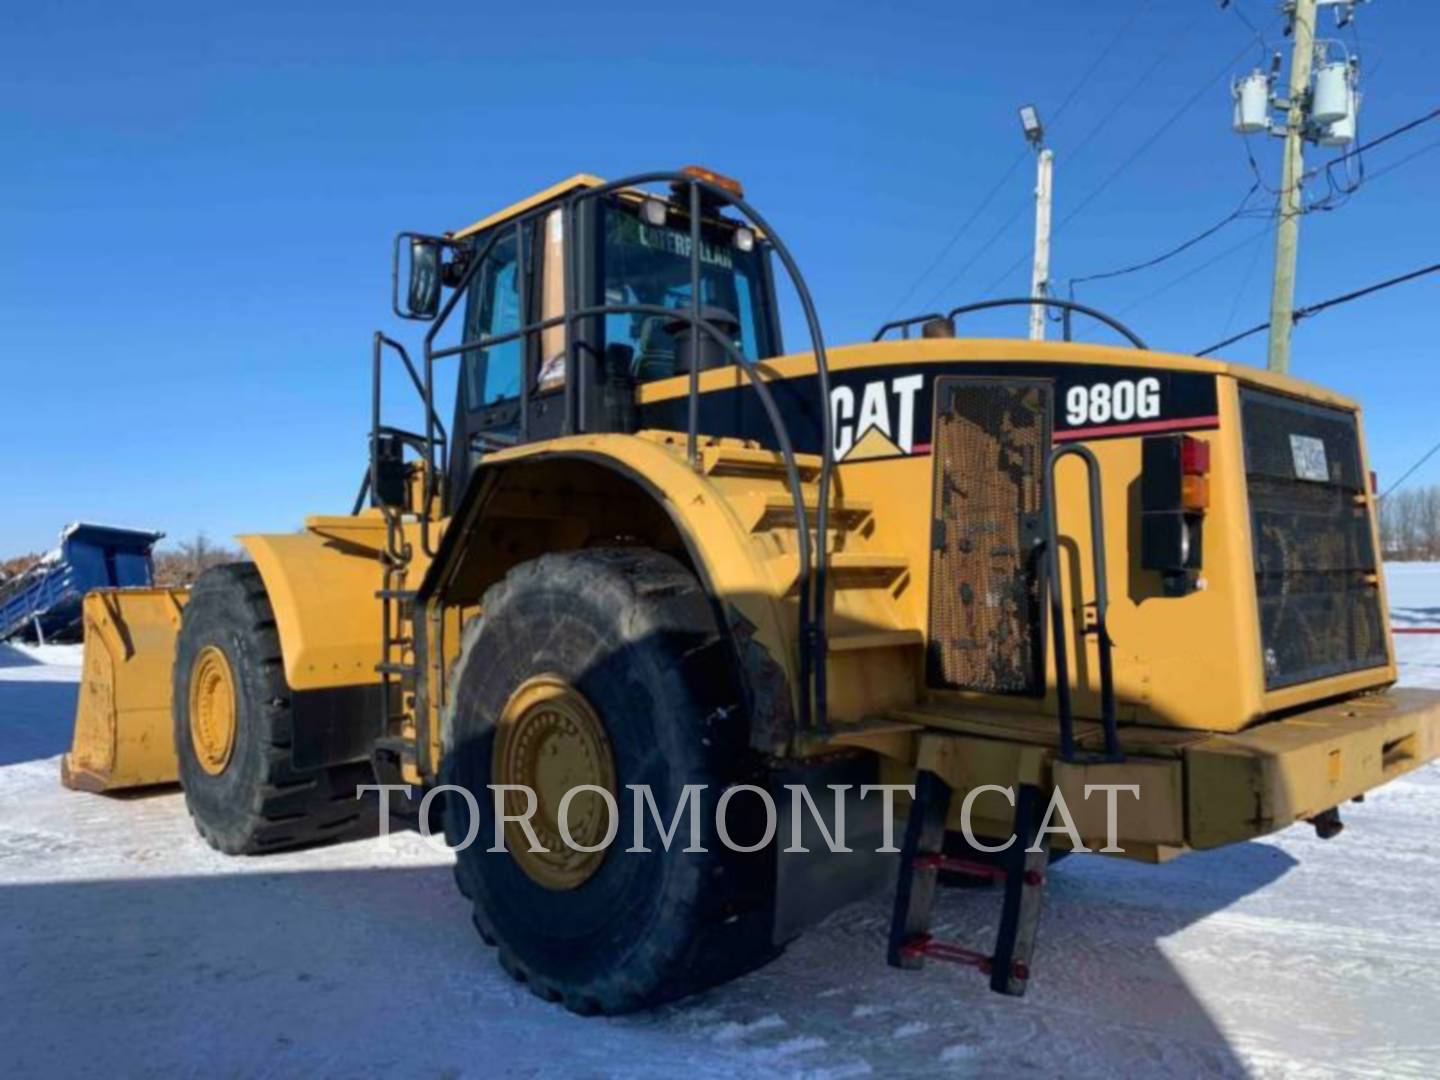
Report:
238,515,393,692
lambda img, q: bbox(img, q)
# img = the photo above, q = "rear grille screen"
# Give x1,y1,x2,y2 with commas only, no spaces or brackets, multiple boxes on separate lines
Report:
927,378,1050,695
1241,389,1386,689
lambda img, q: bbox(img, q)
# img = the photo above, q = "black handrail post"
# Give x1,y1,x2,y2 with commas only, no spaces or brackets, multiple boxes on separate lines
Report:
516,219,530,444
1045,486,1076,763
562,197,578,436
737,197,834,732
687,181,701,468
1045,444,1122,764
370,331,382,513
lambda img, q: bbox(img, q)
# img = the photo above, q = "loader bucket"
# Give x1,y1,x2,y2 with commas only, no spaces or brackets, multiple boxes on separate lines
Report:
60,588,189,793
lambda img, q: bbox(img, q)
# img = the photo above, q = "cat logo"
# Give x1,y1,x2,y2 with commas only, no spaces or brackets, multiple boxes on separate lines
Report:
831,374,925,461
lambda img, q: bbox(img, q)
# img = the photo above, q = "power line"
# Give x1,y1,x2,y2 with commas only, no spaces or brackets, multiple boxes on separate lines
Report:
1061,5,1209,168
1382,441,1440,500
1195,261,1440,356
920,198,1029,311
1056,35,1266,238
1069,183,1262,289
1338,105,1440,160
1312,105,1440,210
1367,135,1440,182
883,152,1029,322
973,7,1255,300
1115,224,1273,315
1224,0,1268,42
1219,215,1272,335
885,0,1153,319
981,30,1269,298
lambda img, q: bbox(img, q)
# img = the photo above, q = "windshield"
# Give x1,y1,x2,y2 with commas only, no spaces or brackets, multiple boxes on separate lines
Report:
601,201,776,381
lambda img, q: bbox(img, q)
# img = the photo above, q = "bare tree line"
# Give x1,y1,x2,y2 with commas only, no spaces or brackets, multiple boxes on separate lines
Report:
151,534,240,586
1380,485,1440,561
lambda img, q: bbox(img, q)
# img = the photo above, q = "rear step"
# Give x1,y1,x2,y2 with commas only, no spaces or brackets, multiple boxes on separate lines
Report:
888,770,1050,996
828,628,923,653
701,445,823,481
744,493,873,534
776,551,910,595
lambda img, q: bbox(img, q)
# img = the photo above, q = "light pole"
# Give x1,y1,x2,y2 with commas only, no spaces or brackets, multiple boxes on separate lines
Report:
1020,105,1052,342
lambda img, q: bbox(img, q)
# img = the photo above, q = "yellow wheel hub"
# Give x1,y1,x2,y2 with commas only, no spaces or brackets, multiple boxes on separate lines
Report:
189,645,238,776
493,675,616,890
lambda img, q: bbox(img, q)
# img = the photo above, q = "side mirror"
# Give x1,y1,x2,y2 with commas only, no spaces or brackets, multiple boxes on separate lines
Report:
393,232,446,320
407,238,442,318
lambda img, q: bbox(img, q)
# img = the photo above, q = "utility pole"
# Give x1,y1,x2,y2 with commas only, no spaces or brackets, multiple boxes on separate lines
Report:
1018,104,1050,341
1266,0,1318,373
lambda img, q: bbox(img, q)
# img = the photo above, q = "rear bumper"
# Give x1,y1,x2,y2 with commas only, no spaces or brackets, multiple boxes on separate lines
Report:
864,688,1440,862
1183,687,1440,848
1049,687,1440,856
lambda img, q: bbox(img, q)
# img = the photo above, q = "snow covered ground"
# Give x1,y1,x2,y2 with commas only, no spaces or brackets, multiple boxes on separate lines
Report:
4,569,1440,1078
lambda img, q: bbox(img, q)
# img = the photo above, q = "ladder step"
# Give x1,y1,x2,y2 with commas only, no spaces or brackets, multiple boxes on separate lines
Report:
887,772,1050,997
747,493,872,534
376,661,419,676
376,589,418,600
778,552,910,595
828,628,923,653
700,445,822,481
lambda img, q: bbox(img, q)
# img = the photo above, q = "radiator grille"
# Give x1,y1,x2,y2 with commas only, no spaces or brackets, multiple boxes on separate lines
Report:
1241,389,1387,689
927,378,1050,695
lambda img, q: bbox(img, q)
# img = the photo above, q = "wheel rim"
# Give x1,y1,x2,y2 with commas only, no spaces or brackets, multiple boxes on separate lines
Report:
189,645,238,776
493,675,616,890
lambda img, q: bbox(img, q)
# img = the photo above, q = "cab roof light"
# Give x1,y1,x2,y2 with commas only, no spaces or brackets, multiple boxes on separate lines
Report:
1181,435,1211,476
681,165,745,199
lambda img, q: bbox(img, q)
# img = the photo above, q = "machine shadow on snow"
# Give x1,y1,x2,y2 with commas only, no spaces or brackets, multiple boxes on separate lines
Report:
0,678,79,766
0,843,1294,1074
1391,606,1440,627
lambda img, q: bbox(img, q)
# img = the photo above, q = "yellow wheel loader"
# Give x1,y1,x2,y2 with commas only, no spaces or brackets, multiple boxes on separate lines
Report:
64,167,1440,1013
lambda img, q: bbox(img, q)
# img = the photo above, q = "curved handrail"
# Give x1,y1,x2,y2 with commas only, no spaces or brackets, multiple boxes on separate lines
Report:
1044,442,1121,764
875,298,1148,350
415,170,835,732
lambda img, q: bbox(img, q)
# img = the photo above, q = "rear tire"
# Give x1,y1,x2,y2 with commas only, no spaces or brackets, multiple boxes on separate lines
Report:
442,548,780,1014
173,564,377,854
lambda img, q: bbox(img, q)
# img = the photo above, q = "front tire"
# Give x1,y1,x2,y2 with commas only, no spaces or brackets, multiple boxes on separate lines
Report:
173,564,376,854
442,549,779,1014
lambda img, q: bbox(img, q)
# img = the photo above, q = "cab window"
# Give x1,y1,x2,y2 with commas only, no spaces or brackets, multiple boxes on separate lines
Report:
462,229,522,409
600,201,775,382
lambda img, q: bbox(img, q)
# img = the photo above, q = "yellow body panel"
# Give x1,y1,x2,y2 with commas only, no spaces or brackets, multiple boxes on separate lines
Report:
638,337,1394,733
61,588,189,792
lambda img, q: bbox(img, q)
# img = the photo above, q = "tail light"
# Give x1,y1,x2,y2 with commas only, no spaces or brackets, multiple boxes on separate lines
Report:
1141,434,1209,596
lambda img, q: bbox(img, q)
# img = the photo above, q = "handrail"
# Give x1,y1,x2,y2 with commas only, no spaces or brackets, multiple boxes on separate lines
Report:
369,333,449,565
1044,443,1122,764
413,170,835,733
871,312,946,341
875,297,1148,350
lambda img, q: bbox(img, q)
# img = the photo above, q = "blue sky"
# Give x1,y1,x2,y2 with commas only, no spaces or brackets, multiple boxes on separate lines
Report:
3,0,1436,554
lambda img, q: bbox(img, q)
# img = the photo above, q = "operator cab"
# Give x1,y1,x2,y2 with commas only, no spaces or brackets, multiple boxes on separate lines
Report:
425,173,785,502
